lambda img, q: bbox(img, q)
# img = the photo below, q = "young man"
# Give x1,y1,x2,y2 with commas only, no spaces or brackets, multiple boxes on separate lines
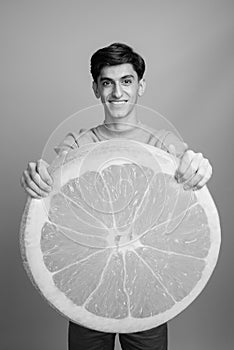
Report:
21,43,212,350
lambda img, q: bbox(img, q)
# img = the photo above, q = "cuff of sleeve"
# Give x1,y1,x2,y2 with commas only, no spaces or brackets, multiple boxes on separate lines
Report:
156,130,188,158
54,132,79,155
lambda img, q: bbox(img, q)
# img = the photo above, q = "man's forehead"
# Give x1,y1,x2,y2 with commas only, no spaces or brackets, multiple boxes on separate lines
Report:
99,63,137,80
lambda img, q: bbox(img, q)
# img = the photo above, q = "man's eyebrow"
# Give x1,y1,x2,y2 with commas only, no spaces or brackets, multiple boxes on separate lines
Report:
99,74,135,82
99,77,113,82
121,75,135,80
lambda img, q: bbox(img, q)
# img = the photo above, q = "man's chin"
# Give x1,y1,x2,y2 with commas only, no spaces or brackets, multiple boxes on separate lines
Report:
103,105,134,120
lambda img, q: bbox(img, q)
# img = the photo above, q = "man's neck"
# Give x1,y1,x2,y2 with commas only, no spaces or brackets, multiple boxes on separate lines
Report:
103,117,140,132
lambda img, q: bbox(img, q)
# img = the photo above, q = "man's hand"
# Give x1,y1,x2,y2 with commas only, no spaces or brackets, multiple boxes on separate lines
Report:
168,145,212,191
20,159,53,199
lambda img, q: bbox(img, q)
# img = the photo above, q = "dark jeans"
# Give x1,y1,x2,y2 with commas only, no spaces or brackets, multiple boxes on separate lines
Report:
68,321,168,350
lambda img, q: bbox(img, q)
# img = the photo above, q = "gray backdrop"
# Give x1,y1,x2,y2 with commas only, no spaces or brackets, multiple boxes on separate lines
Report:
1,0,233,349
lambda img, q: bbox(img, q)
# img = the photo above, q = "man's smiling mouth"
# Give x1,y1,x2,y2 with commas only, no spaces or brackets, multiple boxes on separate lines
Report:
109,100,128,104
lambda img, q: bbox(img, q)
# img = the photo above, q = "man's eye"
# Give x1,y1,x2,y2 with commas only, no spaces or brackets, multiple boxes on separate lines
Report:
122,79,132,85
102,81,112,87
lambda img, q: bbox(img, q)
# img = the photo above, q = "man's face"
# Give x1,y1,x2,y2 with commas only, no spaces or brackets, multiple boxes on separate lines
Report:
93,63,145,121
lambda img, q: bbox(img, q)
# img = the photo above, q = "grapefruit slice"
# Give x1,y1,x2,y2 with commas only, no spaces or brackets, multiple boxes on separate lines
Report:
20,139,221,333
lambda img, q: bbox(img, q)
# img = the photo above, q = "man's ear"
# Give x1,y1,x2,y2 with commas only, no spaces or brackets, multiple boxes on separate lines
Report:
138,78,146,97
92,81,100,99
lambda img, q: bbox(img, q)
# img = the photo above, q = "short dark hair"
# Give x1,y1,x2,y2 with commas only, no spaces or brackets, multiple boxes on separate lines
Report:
90,42,146,82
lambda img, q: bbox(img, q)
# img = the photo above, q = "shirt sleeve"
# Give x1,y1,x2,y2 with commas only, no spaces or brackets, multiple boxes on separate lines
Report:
155,130,188,158
54,129,86,155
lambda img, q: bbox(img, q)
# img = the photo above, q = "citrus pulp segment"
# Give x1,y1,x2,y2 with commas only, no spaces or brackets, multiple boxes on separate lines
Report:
20,139,221,333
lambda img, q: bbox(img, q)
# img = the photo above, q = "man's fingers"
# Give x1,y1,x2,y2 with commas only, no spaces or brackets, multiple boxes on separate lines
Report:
23,170,50,197
184,171,203,189
20,174,43,199
176,151,202,182
184,158,210,188
28,162,52,192
176,150,193,179
36,159,53,186
25,186,43,199
181,152,203,183
195,174,211,190
193,160,212,190
32,171,52,192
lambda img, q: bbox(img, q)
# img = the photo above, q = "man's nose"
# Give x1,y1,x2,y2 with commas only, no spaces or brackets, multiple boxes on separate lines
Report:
112,83,123,98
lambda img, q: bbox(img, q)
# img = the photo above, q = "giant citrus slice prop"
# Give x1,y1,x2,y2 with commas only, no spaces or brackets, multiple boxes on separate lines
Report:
20,140,221,333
